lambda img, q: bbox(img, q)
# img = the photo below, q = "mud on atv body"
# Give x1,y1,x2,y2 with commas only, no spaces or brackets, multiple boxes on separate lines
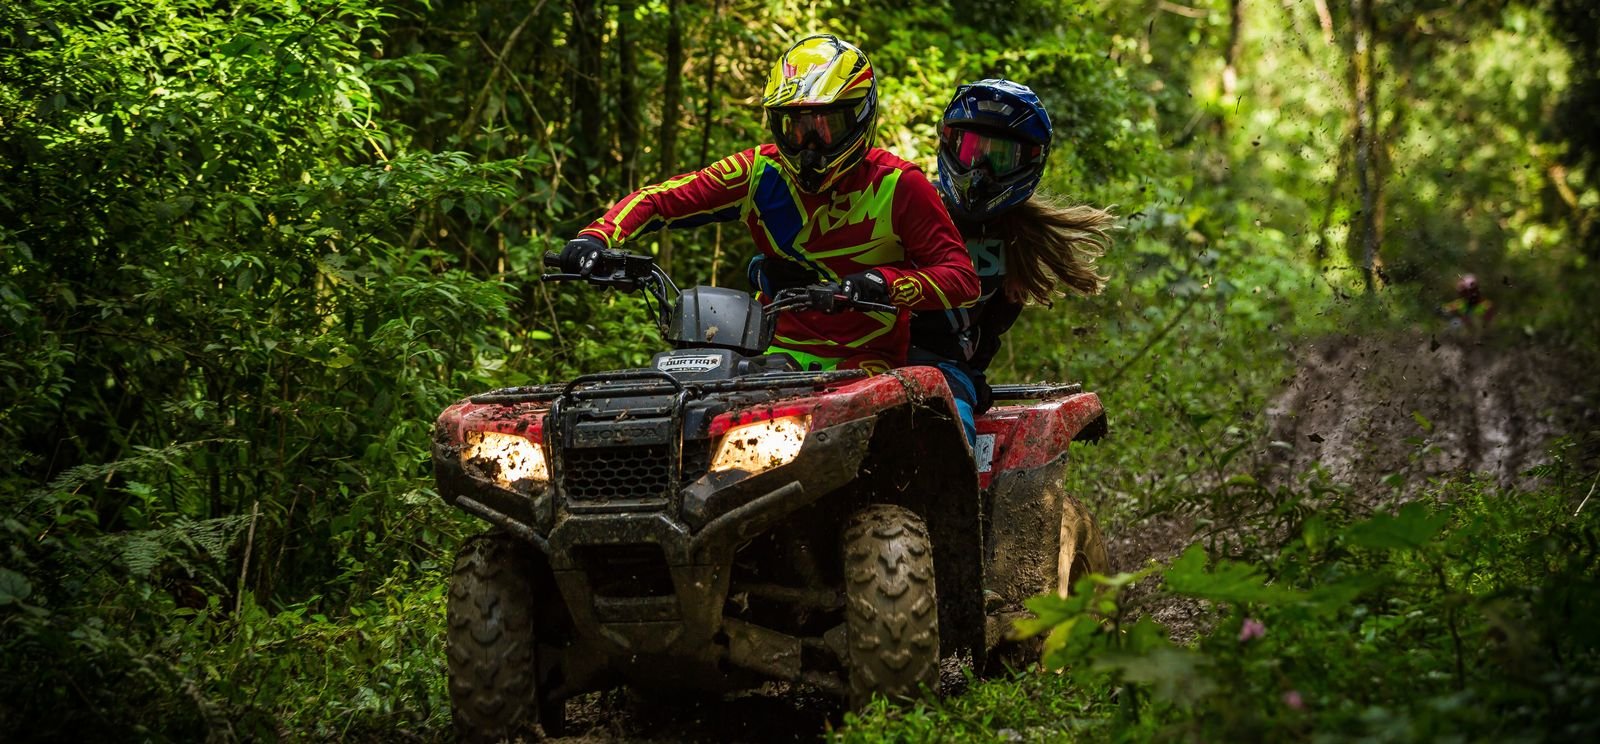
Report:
431,249,1110,741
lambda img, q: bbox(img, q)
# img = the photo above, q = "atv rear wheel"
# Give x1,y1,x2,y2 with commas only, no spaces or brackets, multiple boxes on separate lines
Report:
841,504,940,709
447,531,565,743
1056,495,1111,598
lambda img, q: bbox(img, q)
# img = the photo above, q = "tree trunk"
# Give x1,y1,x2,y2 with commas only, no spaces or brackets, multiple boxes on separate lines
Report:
1223,0,1244,101
657,0,683,274
616,0,641,191
1366,5,1386,283
697,0,722,169
1349,0,1378,294
569,0,605,198
1315,139,1349,267
1312,0,1335,45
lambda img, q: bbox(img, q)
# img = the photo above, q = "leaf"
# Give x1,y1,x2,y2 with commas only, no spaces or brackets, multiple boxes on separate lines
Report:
1015,591,1091,638
0,567,33,605
1038,616,1080,660
1216,441,1250,468
1093,645,1216,705
1226,473,1258,488
1344,502,1448,551
1164,544,1300,604
1411,410,1434,433
1306,574,1389,613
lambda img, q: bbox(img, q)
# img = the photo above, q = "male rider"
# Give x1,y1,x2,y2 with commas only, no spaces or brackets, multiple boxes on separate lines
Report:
560,34,978,372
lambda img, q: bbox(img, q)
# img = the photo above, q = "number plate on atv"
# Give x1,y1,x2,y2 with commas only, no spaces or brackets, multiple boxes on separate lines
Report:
974,433,996,474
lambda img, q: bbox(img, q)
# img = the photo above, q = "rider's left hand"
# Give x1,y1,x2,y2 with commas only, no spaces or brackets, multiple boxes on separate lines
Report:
560,235,607,276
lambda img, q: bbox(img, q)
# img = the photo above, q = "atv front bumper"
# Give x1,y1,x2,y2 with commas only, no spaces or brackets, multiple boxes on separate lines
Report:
433,417,876,691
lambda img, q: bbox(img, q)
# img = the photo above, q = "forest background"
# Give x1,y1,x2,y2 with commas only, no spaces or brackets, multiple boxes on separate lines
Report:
2,0,1598,741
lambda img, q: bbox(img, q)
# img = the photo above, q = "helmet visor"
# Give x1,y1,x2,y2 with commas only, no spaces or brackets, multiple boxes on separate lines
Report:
943,127,1039,178
775,107,859,151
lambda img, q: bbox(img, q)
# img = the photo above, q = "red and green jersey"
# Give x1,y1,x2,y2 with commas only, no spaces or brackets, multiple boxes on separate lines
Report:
578,145,979,366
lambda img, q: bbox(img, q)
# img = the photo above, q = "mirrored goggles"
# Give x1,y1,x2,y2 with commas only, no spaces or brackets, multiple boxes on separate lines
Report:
776,108,859,150
943,126,1042,177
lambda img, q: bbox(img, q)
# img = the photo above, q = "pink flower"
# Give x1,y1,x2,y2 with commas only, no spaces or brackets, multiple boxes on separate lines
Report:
1283,690,1305,710
1238,618,1266,643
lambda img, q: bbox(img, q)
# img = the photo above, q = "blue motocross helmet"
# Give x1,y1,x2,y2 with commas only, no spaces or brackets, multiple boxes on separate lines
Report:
935,79,1052,221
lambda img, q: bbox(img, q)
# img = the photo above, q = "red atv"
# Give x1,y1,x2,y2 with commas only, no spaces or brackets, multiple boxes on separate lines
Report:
432,248,1110,742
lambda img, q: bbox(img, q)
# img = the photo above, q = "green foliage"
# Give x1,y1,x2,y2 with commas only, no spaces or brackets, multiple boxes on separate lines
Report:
0,0,1155,736
1,0,1596,739
844,453,1600,743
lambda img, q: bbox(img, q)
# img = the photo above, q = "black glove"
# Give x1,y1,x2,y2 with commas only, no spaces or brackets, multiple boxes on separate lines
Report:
971,370,994,414
840,270,891,306
748,255,823,296
560,235,607,275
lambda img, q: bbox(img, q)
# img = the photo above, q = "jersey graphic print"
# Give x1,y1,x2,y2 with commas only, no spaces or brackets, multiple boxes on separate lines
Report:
576,146,978,364
891,275,925,306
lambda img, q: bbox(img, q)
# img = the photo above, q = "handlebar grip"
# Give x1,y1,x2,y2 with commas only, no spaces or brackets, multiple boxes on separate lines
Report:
543,251,562,269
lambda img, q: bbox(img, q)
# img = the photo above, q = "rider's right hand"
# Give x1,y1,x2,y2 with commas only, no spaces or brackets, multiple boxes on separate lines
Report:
560,235,607,276
841,270,891,306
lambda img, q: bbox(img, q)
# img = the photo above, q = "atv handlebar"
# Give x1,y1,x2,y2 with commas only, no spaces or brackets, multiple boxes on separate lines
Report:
764,284,898,316
540,249,898,347
542,249,897,315
540,248,672,292
542,248,680,330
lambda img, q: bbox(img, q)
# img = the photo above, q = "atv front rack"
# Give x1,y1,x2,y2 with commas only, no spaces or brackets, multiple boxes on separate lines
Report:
470,375,1080,405
470,368,869,405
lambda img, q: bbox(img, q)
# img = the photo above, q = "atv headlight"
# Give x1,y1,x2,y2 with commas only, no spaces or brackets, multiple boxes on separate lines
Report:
461,430,548,489
712,415,809,475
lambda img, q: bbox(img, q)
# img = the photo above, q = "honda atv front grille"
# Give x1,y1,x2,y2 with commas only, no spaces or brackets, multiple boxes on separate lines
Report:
563,444,674,501
681,439,713,485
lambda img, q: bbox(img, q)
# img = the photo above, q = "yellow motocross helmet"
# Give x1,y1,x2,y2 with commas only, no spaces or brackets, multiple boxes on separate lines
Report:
761,34,878,193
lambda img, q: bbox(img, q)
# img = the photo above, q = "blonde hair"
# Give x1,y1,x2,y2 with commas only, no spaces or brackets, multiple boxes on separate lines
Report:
989,194,1116,305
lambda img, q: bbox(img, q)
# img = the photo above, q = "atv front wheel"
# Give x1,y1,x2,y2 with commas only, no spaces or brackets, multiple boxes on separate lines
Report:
841,504,941,709
447,531,565,742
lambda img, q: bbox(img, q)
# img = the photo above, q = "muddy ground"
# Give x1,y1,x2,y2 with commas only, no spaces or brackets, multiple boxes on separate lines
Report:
1107,332,1596,642
540,333,1595,743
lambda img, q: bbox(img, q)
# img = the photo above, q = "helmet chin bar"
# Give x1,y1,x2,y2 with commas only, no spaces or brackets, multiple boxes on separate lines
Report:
951,169,1001,216
797,150,828,192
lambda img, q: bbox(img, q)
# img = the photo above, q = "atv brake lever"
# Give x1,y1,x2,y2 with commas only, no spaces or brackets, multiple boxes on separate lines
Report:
851,299,898,313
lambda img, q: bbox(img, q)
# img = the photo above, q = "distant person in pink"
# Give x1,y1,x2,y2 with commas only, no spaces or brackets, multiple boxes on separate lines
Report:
1441,274,1495,338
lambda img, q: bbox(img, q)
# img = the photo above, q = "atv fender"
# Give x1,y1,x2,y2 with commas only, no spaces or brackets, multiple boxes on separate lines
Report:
975,392,1106,489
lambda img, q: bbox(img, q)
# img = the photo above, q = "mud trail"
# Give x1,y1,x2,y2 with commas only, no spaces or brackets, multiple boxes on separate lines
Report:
1107,332,1596,642
1263,333,1592,491
535,334,1595,742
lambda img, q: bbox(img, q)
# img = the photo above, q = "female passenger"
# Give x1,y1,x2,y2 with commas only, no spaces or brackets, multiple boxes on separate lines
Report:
911,79,1116,446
